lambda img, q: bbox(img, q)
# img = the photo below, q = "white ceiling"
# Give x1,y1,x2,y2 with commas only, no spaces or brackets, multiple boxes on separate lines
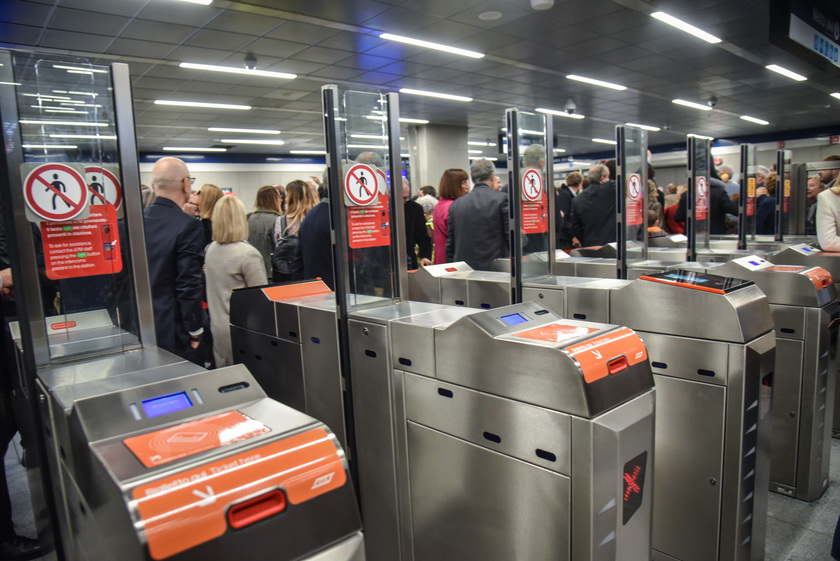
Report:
2,0,839,158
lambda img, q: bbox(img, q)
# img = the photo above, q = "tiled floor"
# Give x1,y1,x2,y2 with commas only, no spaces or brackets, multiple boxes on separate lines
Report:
5,436,840,560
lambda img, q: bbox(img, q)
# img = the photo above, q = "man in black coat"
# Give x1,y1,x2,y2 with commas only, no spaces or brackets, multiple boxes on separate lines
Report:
556,171,583,249
674,169,739,235
569,164,616,247
403,179,431,269
446,159,509,270
144,157,206,364
297,196,333,290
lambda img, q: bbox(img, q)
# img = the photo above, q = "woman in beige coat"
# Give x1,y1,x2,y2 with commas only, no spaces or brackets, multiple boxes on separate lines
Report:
205,196,267,367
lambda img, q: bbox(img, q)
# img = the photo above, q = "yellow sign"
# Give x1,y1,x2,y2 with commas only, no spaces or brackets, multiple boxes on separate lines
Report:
748,177,756,197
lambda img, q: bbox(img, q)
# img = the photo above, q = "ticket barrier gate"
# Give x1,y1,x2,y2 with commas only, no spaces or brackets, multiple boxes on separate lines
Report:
523,271,775,561
356,300,655,561
407,262,510,309
38,358,363,561
767,244,840,438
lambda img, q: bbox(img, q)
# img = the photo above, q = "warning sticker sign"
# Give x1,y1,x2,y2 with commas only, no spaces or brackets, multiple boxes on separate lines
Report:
41,205,122,280
626,173,643,226
133,428,346,560
695,176,708,221
746,177,756,217
348,193,391,248
521,191,548,234
22,162,89,222
521,169,543,202
564,327,647,384
344,163,379,206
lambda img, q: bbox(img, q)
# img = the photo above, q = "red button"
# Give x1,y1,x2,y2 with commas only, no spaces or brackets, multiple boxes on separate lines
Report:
608,356,628,375
227,489,287,529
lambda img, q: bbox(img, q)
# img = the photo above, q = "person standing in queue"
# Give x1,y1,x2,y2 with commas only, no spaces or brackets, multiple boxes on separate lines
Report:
569,163,615,247
144,157,206,365
248,185,283,279
446,159,509,270
204,196,267,367
403,178,432,269
817,180,840,251
432,168,469,265
296,170,334,289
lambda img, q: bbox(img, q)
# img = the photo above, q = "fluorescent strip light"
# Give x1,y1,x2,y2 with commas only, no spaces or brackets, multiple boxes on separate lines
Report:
155,99,250,110
554,148,566,153
626,122,661,131
651,11,722,44
176,0,212,4
53,64,108,74
365,115,429,124
468,141,496,146
0,82,21,86
832,93,840,100
67,70,93,75
163,146,227,152
179,62,295,80
592,138,617,145
351,134,405,140
347,144,387,149
22,93,71,100
379,33,484,59
740,115,769,125
401,154,410,158
208,127,280,134
566,74,627,91
688,134,714,140
672,99,712,111
49,134,117,139
220,138,285,145
468,150,483,154
535,107,585,119
290,150,326,155
399,88,472,102
22,144,77,149
472,156,497,161
21,120,107,127
43,109,88,114
519,129,545,136
765,64,807,81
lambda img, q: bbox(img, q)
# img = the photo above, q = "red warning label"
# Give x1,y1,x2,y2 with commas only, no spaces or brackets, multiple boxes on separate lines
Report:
348,193,391,248
41,204,122,280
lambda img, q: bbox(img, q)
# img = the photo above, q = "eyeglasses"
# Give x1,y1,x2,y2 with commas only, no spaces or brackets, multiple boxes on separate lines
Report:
184,176,196,185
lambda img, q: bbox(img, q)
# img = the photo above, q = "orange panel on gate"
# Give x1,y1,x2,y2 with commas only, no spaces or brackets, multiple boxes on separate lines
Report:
564,328,648,384
804,267,833,289
261,280,332,301
132,428,346,560
514,323,597,344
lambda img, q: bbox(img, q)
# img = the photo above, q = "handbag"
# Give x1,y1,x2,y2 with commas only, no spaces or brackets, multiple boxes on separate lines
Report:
272,216,300,280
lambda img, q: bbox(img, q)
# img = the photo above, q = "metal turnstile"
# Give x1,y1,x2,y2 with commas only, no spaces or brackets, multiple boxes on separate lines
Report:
379,301,655,560
407,263,510,309
525,271,775,561
43,361,363,561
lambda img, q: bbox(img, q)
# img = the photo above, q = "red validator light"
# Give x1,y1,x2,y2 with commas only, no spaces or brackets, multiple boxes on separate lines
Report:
622,451,647,525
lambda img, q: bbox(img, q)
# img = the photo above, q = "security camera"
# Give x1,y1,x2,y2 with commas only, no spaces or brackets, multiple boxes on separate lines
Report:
707,96,718,108
244,53,257,70
564,99,577,114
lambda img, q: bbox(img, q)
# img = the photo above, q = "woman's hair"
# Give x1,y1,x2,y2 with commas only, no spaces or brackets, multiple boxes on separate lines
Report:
766,172,777,195
140,184,155,208
212,195,249,243
284,180,318,233
438,168,468,200
255,185,282,213
415,194,438,215
198,184,223,220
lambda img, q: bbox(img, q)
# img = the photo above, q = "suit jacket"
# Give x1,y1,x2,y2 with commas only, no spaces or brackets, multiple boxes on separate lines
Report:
569,180,616,247
404,199,431,269
144,197,205,360
445,184,509,270
674,179,739,235
555,185,574,246
298,200,334,290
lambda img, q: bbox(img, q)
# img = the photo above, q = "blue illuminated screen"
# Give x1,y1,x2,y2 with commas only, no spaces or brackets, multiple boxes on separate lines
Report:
142,392,193,418
749,261,759,266
501,313,528,326
664,273,709,283
802,247,813,253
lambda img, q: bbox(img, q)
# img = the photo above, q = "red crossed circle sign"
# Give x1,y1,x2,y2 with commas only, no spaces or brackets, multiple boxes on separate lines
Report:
85,166,122,209
697,176,708,198
24,163,87,221
628,173,642,201
522,169,543,202
344,163,379,206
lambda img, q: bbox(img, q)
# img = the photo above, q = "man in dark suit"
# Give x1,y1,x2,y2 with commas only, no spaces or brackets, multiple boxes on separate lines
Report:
144,157,205,364
403,178,431,269
569,163,616,247
556,171,582,249
446,159,509,270
296,171,334,290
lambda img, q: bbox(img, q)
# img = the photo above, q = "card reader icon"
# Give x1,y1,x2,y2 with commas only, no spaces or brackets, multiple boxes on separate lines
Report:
167,431,208,444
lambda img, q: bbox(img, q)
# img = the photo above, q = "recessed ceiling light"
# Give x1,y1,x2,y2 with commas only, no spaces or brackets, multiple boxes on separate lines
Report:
765,64,807,81
687,134,714,140
473,156,497,161
740,115,769,125
401,154,410,158
468,149,483,154
832,93,840,100
351,134,405,140
175,0,212,5
478,11,502,20
672,99,713,111
22,144,77,149
290,150,326,155
20,120,108,127
346,144,388,149
52,64,108,74
380,33,484,59
399,88,472,102
651,11,722,44
519,129,546,136
626,122,661,132
180,62,295,80
208,127,280,134
0,82,21,86
592,138,617,145
535,107,585,119
40,108,88,114
365,115,429,124
554,148,566,153
468,141,497,147
566,74,627,91
163,146,227,152
49,134,117,139
220,138,285,145
155,99,251,110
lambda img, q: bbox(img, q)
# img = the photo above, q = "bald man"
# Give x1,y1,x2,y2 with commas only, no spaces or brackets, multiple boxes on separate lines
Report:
144,157,206,364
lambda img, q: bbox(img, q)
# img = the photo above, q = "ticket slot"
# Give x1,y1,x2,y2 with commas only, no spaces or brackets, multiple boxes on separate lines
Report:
228,490,287,529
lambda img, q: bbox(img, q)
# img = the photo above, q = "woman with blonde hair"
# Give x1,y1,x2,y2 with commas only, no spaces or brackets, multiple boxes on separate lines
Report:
197,183,223,247
205,196,268,366
273,179,318,281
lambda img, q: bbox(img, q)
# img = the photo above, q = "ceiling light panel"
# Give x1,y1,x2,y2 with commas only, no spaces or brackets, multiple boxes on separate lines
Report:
592,138,617,145
399,88,472,102
535,107,585,119
672,99,713,111
740,115,769,125
180,62,296,80
220,138,286,145
765,64,807,81
155,100,251,110
208,127,280,134
626,123,661,131
651,11,722,44
566,74,627,91
163,146,227,152
379,33,484,59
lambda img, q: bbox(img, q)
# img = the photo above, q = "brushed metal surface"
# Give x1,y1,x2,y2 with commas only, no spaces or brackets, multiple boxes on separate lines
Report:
637,331,731,386
408,262,473,305
565,279,633,323
389,306,478,377
575,258,620,279
465,273,511,309
769,305,807,340
714,259,836,308
769,337,803,491
229,285,279,336
439,276,469,307
407,423,571,561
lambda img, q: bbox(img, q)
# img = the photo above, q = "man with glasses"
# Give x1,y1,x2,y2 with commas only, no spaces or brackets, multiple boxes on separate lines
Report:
144,157,206,365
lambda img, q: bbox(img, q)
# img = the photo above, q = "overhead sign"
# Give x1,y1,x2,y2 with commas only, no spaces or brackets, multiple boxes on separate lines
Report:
23,163,88,222
344,163,379,206
521,169,543,202
85,166,122,209
696,176,708,221
770,0,840,73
